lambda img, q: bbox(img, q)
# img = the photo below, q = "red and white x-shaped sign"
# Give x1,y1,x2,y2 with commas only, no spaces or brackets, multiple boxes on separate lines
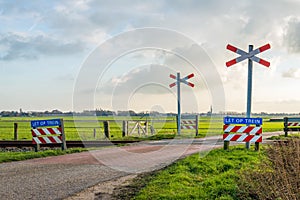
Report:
226,44,271,67
169,73,194,88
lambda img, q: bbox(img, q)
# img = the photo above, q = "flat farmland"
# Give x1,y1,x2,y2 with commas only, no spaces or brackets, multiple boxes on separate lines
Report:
0,116,284,141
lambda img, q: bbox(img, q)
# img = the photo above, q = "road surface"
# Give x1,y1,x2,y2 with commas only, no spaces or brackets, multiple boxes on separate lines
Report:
0,132,281,199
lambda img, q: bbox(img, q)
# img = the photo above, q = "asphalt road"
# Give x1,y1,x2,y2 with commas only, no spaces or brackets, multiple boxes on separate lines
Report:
0,132,281,200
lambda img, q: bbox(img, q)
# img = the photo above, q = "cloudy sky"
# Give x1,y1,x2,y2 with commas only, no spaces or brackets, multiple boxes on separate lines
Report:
1,0,300,113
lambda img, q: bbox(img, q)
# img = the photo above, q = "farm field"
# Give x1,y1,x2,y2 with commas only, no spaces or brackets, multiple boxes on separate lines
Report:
0,116,285,141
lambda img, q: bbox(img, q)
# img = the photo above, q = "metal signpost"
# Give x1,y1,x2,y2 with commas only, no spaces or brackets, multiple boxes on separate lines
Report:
169,72,194,135
226,43,270,149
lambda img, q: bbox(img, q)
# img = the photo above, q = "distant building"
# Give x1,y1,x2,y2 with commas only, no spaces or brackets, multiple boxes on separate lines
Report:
207,105,213,116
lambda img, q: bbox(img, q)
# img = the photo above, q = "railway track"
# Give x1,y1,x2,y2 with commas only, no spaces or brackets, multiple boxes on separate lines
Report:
0,140,139,149
0,132,281,150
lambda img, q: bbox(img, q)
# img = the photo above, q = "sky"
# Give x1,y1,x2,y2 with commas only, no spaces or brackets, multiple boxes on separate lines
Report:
1,0,300,114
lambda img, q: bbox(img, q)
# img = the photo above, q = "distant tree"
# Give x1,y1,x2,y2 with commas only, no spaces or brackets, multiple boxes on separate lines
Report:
95,109,114,116
51,109,63,114
129,110,137,116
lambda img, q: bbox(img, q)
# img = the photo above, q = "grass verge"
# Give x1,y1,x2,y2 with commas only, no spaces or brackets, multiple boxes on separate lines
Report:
116,139,300,199
267,133,300,140
114,146,265,200
0,148,88,163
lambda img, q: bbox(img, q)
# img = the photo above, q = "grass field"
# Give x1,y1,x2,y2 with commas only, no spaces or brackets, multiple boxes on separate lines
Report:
0,116,285,140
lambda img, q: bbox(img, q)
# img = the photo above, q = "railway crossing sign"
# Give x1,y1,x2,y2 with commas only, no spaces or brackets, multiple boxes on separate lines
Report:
226,43,270,149
169,72,195,135
226,44,270,67
30,118,67,151
169,73,194,88
223,116,263,151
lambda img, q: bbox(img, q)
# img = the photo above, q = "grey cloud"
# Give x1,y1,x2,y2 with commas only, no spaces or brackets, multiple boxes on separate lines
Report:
0,33,84,60
284,18,300,53
0,1,54,21
98,64,172,95
95,63,202,113
255,99,300,113
96,44,216,97
282,68,300,79
4,0,300,54
45,0,165,37
0,0,32,15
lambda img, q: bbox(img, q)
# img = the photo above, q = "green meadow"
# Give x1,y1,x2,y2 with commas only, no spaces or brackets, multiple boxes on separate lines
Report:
0,116,284,141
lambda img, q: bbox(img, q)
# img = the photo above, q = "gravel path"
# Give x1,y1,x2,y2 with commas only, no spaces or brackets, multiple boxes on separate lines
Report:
0,132,281,199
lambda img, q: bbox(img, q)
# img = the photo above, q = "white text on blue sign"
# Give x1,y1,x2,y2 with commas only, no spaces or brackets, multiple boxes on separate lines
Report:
224,117,262,125
31,119,61,128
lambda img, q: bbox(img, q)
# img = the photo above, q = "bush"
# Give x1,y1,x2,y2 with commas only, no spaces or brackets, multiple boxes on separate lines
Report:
238,139,300,200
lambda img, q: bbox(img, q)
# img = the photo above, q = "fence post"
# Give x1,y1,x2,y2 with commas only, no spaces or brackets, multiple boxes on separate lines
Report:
150,125,155,135
195,115,199,136
60,119,67,151
34,143,40,152
145,121,148,135
103,121,110,139
255,124,260,151
151,119,154,134
122,121,126,137
284,117,288,137
224,140,229,150
126,121,129,136
14,123,18,141
93,128,96,139
224,124,229,150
